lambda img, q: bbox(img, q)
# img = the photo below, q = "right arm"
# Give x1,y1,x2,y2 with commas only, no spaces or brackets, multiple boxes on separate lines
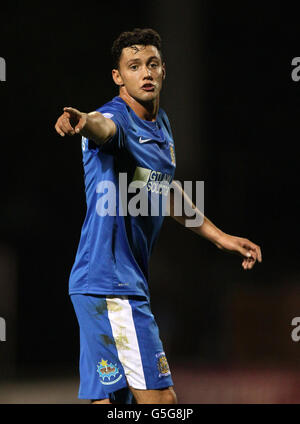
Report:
54,106,116,145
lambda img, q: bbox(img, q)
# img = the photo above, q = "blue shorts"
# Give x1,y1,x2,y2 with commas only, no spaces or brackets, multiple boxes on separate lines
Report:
70,294,173,400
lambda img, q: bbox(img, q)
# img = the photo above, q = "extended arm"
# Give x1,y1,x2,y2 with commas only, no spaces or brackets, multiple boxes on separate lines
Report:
168,181,262,270
54,107,116,145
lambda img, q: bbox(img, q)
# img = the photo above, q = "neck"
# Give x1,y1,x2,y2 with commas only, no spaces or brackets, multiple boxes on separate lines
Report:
119,88,159,121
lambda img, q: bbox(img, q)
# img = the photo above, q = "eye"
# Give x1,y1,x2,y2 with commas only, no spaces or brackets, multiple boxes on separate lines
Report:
150,62,158,68
129,64,138,70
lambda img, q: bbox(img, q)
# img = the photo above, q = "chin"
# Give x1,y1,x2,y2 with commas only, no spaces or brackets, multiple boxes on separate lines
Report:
129,90,160,105
139,92,158,103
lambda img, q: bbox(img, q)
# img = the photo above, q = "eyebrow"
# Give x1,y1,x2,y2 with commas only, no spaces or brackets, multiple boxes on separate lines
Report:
126,56,160,65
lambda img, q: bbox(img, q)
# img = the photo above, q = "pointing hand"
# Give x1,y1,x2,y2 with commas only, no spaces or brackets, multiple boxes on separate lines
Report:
55,107,87,137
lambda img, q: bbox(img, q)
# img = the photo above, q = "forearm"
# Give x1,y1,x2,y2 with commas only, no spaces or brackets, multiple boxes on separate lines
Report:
191,215,225,247
169,181,225,247
80,111,116,145
168,182,262,269
171,203,225,247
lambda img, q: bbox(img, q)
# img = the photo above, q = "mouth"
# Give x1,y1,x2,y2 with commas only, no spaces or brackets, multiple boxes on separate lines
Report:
141,83,155,92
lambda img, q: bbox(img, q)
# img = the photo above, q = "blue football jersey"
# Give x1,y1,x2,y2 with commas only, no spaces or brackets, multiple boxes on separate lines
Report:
69,96,176,298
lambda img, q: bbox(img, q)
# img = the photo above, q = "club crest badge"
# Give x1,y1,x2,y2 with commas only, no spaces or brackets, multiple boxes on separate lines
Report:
169,144,176,166
96,359,123,385
156,352,171,378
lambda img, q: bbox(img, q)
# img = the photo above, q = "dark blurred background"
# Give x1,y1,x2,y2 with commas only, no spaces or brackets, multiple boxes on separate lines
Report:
1,0,300,403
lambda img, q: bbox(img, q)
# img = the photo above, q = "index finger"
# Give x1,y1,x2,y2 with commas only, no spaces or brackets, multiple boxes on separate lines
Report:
256,246,262,262
249,244,262,263
244,240,262,263
63,106,81,117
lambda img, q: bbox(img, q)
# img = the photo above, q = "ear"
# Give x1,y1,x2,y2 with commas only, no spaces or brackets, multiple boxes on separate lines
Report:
112,69,124,86
162,62,166,80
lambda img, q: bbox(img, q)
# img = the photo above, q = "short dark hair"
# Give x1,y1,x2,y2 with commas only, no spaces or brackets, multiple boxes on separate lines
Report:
111,28,163,69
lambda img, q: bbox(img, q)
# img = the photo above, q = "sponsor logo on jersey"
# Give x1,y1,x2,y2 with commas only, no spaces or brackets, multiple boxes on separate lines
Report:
131,166,173,197
96,359,123,385
156,352,171,378
102,113,114,119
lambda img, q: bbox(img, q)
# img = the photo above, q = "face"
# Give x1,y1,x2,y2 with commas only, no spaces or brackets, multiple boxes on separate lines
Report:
112,44,166,103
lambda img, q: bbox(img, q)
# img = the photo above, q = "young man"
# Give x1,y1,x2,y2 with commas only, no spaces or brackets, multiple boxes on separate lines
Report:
55,28,262,404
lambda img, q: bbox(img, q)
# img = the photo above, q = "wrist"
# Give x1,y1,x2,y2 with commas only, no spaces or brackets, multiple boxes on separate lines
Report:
80,112,98,138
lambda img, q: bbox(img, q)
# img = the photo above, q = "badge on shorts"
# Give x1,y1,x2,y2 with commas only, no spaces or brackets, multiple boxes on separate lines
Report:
156,352,171,378
96,359,123,385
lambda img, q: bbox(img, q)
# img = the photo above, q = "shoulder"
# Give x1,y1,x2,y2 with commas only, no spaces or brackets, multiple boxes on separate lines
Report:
159,107,171,124
158,107,173,136
96,96,129,129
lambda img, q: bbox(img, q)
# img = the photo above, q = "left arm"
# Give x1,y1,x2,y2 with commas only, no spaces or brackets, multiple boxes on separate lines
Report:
167,181,262,270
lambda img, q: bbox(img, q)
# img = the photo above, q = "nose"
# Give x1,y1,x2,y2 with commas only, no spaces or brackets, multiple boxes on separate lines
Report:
143,64,153,79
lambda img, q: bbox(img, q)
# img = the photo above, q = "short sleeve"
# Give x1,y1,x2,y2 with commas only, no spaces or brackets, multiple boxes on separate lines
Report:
97,107,128,155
